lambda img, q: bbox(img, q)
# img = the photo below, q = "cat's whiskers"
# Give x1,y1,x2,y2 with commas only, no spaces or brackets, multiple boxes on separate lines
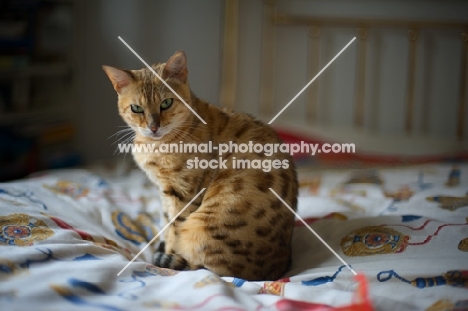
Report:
109,127,137,147
167,126,201,144
164,126,190,140
171,123,210,141
112,129,136,146
166,129,197,145
108,127,133,140
112,132,137,156
173,132,197,144
123,133,137,145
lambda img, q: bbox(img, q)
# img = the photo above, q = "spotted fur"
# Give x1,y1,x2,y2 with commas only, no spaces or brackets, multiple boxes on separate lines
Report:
103,51,298,281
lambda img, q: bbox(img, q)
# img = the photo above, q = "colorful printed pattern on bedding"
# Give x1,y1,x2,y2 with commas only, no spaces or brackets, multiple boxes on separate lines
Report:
0,164,467,311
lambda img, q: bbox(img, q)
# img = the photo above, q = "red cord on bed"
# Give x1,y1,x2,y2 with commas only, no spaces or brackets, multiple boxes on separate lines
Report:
275,273,373,311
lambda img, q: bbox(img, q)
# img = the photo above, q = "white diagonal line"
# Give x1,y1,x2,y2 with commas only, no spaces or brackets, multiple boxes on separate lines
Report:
118,36,207,125
117,188,206,276
268,36,356,124
269,188,357,275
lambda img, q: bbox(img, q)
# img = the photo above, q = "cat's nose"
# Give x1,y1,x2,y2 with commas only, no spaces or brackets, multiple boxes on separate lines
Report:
149,123,158,133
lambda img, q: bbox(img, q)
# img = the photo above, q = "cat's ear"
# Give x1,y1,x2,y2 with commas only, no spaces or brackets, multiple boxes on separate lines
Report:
163,51,188,83
102,65,133,93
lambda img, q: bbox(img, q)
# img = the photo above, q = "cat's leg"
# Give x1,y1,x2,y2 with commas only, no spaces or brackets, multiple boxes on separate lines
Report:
152,190,202,270
153,232,204,270
157,196,178,254
153,225,192,269
155,240,165,252
152,198,178,266
153,222,189,269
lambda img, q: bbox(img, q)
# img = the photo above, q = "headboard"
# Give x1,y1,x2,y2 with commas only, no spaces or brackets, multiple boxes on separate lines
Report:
220,0,468,163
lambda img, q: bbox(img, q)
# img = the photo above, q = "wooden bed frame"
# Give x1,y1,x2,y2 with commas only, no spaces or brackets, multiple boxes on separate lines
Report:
220,0,468,160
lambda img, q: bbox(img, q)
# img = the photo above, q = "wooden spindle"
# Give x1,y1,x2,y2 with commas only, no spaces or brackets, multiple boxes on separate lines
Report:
306,25,321,121
220,0,239,111
259,0,277,116
354,27,367,128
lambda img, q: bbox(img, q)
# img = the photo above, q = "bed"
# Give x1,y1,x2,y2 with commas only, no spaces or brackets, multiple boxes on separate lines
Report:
2,0,468,310
1,162,467,310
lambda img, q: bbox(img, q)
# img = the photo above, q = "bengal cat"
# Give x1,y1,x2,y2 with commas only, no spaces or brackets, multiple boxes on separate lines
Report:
103,51,298,281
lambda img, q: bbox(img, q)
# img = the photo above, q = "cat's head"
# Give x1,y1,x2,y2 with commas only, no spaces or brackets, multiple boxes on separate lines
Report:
103,51,192,141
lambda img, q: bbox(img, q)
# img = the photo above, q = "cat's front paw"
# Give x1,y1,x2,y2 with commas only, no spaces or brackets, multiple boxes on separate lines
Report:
153,251,170,268
153,252,190,270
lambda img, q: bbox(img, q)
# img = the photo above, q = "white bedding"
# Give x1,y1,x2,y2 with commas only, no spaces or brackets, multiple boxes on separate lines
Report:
0,163,467,310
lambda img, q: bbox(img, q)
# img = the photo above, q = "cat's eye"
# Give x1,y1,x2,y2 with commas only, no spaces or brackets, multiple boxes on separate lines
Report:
131,104,144,113
160,98,173,110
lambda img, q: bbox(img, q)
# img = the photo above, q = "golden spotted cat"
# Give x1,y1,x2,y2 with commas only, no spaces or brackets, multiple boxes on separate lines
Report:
103,51,298,281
